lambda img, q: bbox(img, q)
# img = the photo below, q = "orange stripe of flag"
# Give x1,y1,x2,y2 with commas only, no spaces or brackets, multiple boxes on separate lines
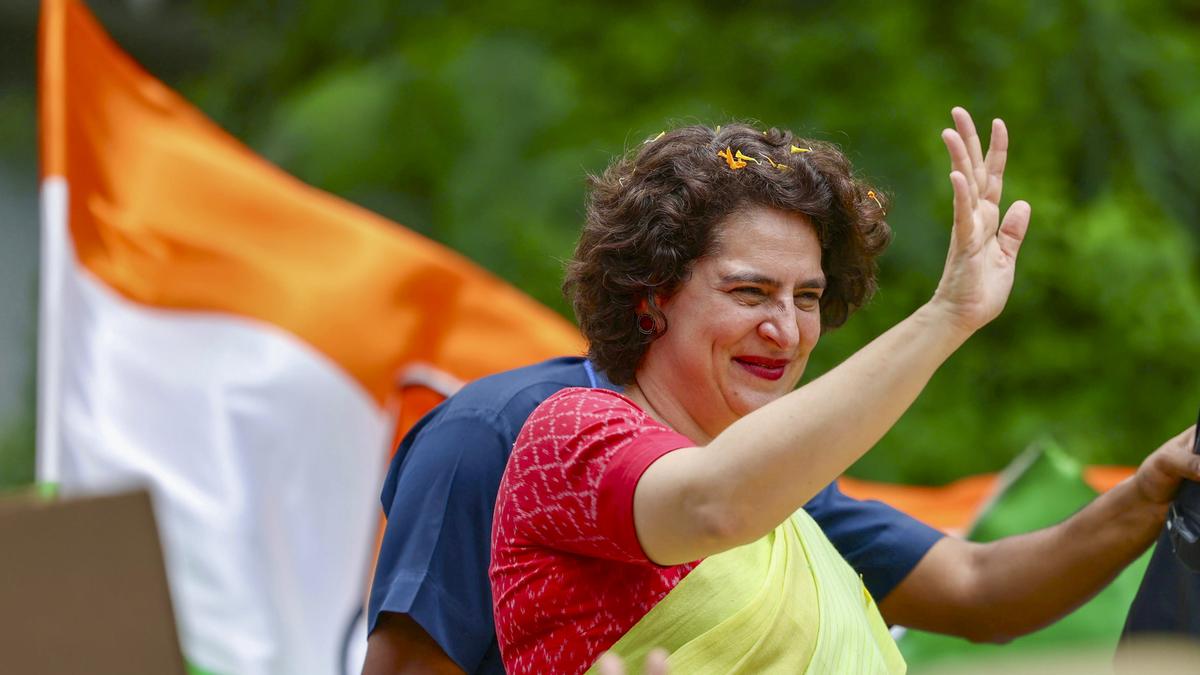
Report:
39,0,585,406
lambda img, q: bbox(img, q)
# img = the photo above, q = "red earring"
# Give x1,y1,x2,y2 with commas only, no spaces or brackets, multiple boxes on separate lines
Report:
637,314,656,335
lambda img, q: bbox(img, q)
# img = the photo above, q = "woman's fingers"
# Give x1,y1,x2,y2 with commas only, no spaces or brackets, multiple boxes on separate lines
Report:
950,170,975,244
942,129,978,208
946,109,1015,250
996,199,1031,260
951,107,988,193
982,118,1008,204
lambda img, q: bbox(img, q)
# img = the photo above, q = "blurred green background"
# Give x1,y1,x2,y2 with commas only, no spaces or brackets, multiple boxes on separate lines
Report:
2,0,1200,488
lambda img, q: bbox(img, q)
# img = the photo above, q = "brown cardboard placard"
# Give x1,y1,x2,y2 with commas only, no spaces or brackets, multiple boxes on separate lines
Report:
0,489,185,674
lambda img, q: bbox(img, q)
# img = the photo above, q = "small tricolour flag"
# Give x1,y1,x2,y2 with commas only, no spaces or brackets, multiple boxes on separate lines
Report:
36,1,583,673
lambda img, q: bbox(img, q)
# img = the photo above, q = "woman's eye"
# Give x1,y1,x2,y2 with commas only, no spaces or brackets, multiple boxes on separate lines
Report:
795,292,822,309
733,287,766,303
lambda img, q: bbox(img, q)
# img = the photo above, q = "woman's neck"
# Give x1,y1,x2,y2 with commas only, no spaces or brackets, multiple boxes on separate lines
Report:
624,379,715,445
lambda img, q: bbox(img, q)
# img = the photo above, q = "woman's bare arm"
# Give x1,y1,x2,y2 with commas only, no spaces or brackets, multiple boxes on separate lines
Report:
634,108,1033,565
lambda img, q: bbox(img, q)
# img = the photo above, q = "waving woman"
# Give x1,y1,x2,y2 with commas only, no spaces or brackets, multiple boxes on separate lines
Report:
490,108,1031,674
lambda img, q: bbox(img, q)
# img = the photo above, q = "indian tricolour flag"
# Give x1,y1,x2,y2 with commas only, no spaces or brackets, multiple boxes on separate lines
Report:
35,1,584,673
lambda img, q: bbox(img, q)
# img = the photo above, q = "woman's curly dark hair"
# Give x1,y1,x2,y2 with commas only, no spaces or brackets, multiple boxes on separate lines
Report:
564,123,893,385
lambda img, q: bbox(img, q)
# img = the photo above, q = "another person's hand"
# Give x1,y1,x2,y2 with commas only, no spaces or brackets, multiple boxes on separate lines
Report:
595,649,669,675
931,106,1032,333
1133,424,1200,507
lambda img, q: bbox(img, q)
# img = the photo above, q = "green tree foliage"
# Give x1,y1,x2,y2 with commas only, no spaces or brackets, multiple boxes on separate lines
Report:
0,346,36,489
6,0,1200,485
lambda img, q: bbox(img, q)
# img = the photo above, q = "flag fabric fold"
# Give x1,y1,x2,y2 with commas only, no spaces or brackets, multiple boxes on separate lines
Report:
36,1,583,673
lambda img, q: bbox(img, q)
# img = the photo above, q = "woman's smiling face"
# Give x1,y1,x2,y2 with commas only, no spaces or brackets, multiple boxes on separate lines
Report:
636,205,825,440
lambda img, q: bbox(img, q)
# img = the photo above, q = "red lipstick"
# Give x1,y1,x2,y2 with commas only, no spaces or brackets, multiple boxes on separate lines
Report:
733,356,789,381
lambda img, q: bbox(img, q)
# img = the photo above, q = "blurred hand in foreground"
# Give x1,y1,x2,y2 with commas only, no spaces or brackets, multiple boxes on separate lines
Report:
595,649,669,675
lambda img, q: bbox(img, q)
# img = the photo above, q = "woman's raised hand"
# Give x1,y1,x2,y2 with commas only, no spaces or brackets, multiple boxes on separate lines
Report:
930,107,1032,333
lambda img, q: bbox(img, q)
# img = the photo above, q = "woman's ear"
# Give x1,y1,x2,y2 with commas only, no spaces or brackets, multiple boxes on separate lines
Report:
638,292,669,336
640,291,671,313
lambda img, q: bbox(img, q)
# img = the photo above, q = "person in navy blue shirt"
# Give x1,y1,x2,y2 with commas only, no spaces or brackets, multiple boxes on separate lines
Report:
361,356,1197,674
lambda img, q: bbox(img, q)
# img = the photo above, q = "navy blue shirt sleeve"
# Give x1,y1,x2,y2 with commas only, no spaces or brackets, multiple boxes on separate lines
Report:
368,412,507,674
805,481,945,600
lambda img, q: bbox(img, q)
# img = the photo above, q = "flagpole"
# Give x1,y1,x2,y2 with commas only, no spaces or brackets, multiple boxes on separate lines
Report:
36,0,70,486
36,179,69,485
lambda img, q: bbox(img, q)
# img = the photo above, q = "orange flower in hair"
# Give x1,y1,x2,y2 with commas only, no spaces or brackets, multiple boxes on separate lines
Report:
867,190,886,215
765,156,791,172
734,150,759,165
718,147,747,170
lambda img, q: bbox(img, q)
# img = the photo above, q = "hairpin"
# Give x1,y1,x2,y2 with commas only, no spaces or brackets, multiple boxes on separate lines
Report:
790,145,811,154
644,131,666,144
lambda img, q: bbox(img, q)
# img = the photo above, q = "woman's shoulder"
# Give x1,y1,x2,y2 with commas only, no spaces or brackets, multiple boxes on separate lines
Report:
544,385,636,406
531,387,652,425
514,387,656,451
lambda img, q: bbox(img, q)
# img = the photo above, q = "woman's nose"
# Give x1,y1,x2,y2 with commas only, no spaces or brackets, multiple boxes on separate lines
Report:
757,307,800,350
